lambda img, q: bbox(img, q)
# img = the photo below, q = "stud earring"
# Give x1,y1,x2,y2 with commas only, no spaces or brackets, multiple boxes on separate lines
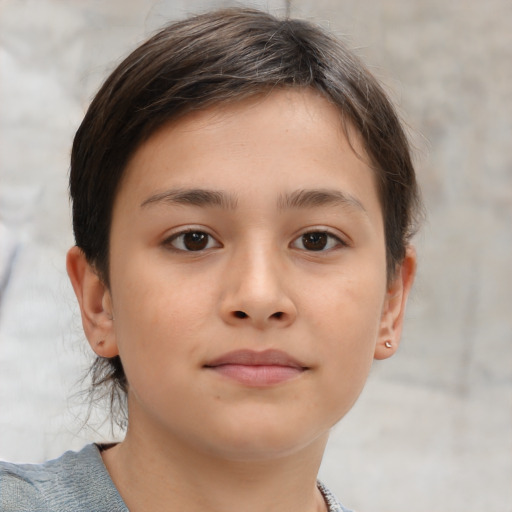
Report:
385,341,392,349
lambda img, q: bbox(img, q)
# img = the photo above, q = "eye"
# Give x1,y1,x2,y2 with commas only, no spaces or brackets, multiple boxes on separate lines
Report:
291,231,344,251
165,230,221,252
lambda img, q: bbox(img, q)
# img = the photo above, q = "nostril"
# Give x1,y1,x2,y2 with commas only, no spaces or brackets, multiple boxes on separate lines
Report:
234,311,248,319
271,311,284,319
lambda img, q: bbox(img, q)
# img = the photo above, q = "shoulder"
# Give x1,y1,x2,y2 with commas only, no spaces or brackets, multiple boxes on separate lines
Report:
0,444,127,512
0,458,49,511
317,480,355,512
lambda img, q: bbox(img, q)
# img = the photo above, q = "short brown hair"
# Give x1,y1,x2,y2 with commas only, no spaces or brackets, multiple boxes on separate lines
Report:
70,7,422,424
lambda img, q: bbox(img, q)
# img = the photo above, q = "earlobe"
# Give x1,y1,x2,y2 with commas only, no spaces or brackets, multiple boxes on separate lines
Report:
374,246,417,360
66,246,119,358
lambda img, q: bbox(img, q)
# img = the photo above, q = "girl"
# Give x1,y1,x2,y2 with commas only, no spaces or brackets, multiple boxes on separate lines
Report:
0,8,420,512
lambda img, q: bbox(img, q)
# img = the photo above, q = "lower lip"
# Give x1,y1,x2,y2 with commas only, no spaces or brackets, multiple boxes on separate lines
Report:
207,364,304,386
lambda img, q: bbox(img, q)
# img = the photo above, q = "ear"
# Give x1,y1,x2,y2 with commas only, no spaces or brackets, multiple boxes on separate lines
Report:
66,246,119,358
374,246,417,360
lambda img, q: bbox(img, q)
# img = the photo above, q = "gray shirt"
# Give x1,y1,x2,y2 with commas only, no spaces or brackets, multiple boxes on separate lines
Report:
0,444,352,511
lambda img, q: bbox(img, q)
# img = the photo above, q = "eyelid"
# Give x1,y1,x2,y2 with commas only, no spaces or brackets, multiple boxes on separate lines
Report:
162,226,222,252
290,228,349,251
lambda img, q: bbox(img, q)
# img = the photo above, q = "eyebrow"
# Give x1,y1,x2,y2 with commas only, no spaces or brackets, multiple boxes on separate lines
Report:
140,187,366,215
140,188,238,210
277,188,367,214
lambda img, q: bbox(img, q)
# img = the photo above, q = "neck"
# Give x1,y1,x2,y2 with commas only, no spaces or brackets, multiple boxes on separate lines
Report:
102,422,329,512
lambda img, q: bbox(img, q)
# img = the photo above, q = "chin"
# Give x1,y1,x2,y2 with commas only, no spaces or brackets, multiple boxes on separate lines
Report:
198,418,330,462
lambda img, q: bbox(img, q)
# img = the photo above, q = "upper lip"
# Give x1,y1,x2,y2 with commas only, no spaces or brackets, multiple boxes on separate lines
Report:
204,349,307,369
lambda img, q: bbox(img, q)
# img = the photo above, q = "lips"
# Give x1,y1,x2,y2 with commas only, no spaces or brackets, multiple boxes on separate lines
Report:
204,349,307,387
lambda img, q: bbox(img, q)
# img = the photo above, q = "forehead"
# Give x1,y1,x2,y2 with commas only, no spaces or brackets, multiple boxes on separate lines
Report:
115,88,379,219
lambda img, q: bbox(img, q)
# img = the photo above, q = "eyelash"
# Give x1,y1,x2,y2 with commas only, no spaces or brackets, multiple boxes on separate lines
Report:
163,228,346,253
290,230,346,252
163,229,221,252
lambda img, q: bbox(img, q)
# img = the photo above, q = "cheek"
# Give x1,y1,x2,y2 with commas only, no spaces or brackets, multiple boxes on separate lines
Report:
109,261,214,380
113,252,215,325
308,263,386,340
314,305,380,424
305,263,386,387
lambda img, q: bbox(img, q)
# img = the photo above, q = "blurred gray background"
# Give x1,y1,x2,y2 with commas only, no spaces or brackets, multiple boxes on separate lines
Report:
0,1,511,511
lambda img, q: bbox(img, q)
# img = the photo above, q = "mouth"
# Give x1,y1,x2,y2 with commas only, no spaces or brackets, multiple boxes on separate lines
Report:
204,349,308,387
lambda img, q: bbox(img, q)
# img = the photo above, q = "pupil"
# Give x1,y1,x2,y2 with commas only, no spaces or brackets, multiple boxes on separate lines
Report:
184,232,208,251
303,232,327,251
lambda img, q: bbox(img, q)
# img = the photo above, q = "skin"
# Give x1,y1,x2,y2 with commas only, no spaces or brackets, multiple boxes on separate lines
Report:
67,88,416,512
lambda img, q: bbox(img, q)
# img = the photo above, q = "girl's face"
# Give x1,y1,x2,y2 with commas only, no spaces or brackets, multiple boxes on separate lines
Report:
88,89,413,461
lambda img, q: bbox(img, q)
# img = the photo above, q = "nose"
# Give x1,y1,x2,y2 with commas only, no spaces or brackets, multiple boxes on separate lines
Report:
219,244,297,329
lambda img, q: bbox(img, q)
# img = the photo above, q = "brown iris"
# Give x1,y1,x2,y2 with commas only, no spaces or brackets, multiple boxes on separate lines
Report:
183,231,209,251
301,232,328,251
